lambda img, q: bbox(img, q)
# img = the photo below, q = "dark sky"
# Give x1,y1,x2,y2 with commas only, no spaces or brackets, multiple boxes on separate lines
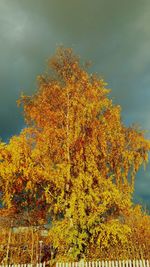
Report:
0,0,150,210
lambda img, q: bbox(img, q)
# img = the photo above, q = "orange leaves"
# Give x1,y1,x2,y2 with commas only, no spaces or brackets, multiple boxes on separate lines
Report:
0,47,150,260
25,180,32,191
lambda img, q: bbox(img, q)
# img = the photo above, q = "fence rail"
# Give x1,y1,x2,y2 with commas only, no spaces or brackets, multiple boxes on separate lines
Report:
56,260,150,267
0,260,149,267
0,263,46,267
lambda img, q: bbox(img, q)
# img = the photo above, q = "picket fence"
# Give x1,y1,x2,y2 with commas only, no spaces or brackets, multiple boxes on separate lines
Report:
0,260,149,267
0,264,46,267
56,260,150,267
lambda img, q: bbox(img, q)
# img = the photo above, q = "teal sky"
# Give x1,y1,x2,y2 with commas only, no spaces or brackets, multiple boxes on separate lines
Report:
0,0,150,210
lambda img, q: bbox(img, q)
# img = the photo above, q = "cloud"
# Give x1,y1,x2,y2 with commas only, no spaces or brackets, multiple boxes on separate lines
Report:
0,0,150,137
134,164,150,211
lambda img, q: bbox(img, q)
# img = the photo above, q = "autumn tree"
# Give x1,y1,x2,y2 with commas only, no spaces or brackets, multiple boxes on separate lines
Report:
0,47,150,261
0,135,49,226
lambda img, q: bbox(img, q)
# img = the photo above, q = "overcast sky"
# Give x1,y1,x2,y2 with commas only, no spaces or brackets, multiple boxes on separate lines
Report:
0,0,150,210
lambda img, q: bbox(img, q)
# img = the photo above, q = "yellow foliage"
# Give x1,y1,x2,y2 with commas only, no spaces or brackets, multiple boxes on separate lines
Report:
0,47,150,261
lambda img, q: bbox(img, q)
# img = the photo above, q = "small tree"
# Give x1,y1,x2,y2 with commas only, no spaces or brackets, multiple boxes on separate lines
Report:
0,47,150,260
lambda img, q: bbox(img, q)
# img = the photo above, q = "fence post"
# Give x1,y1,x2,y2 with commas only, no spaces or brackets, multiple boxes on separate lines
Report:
102,261,105,267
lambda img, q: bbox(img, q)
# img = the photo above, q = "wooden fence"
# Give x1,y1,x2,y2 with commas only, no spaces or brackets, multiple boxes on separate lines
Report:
0,260,149,267
56,260,150,267
0,264,46,267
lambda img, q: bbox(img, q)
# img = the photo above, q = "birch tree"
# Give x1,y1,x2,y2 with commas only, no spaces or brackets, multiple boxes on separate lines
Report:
0,47,150,260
